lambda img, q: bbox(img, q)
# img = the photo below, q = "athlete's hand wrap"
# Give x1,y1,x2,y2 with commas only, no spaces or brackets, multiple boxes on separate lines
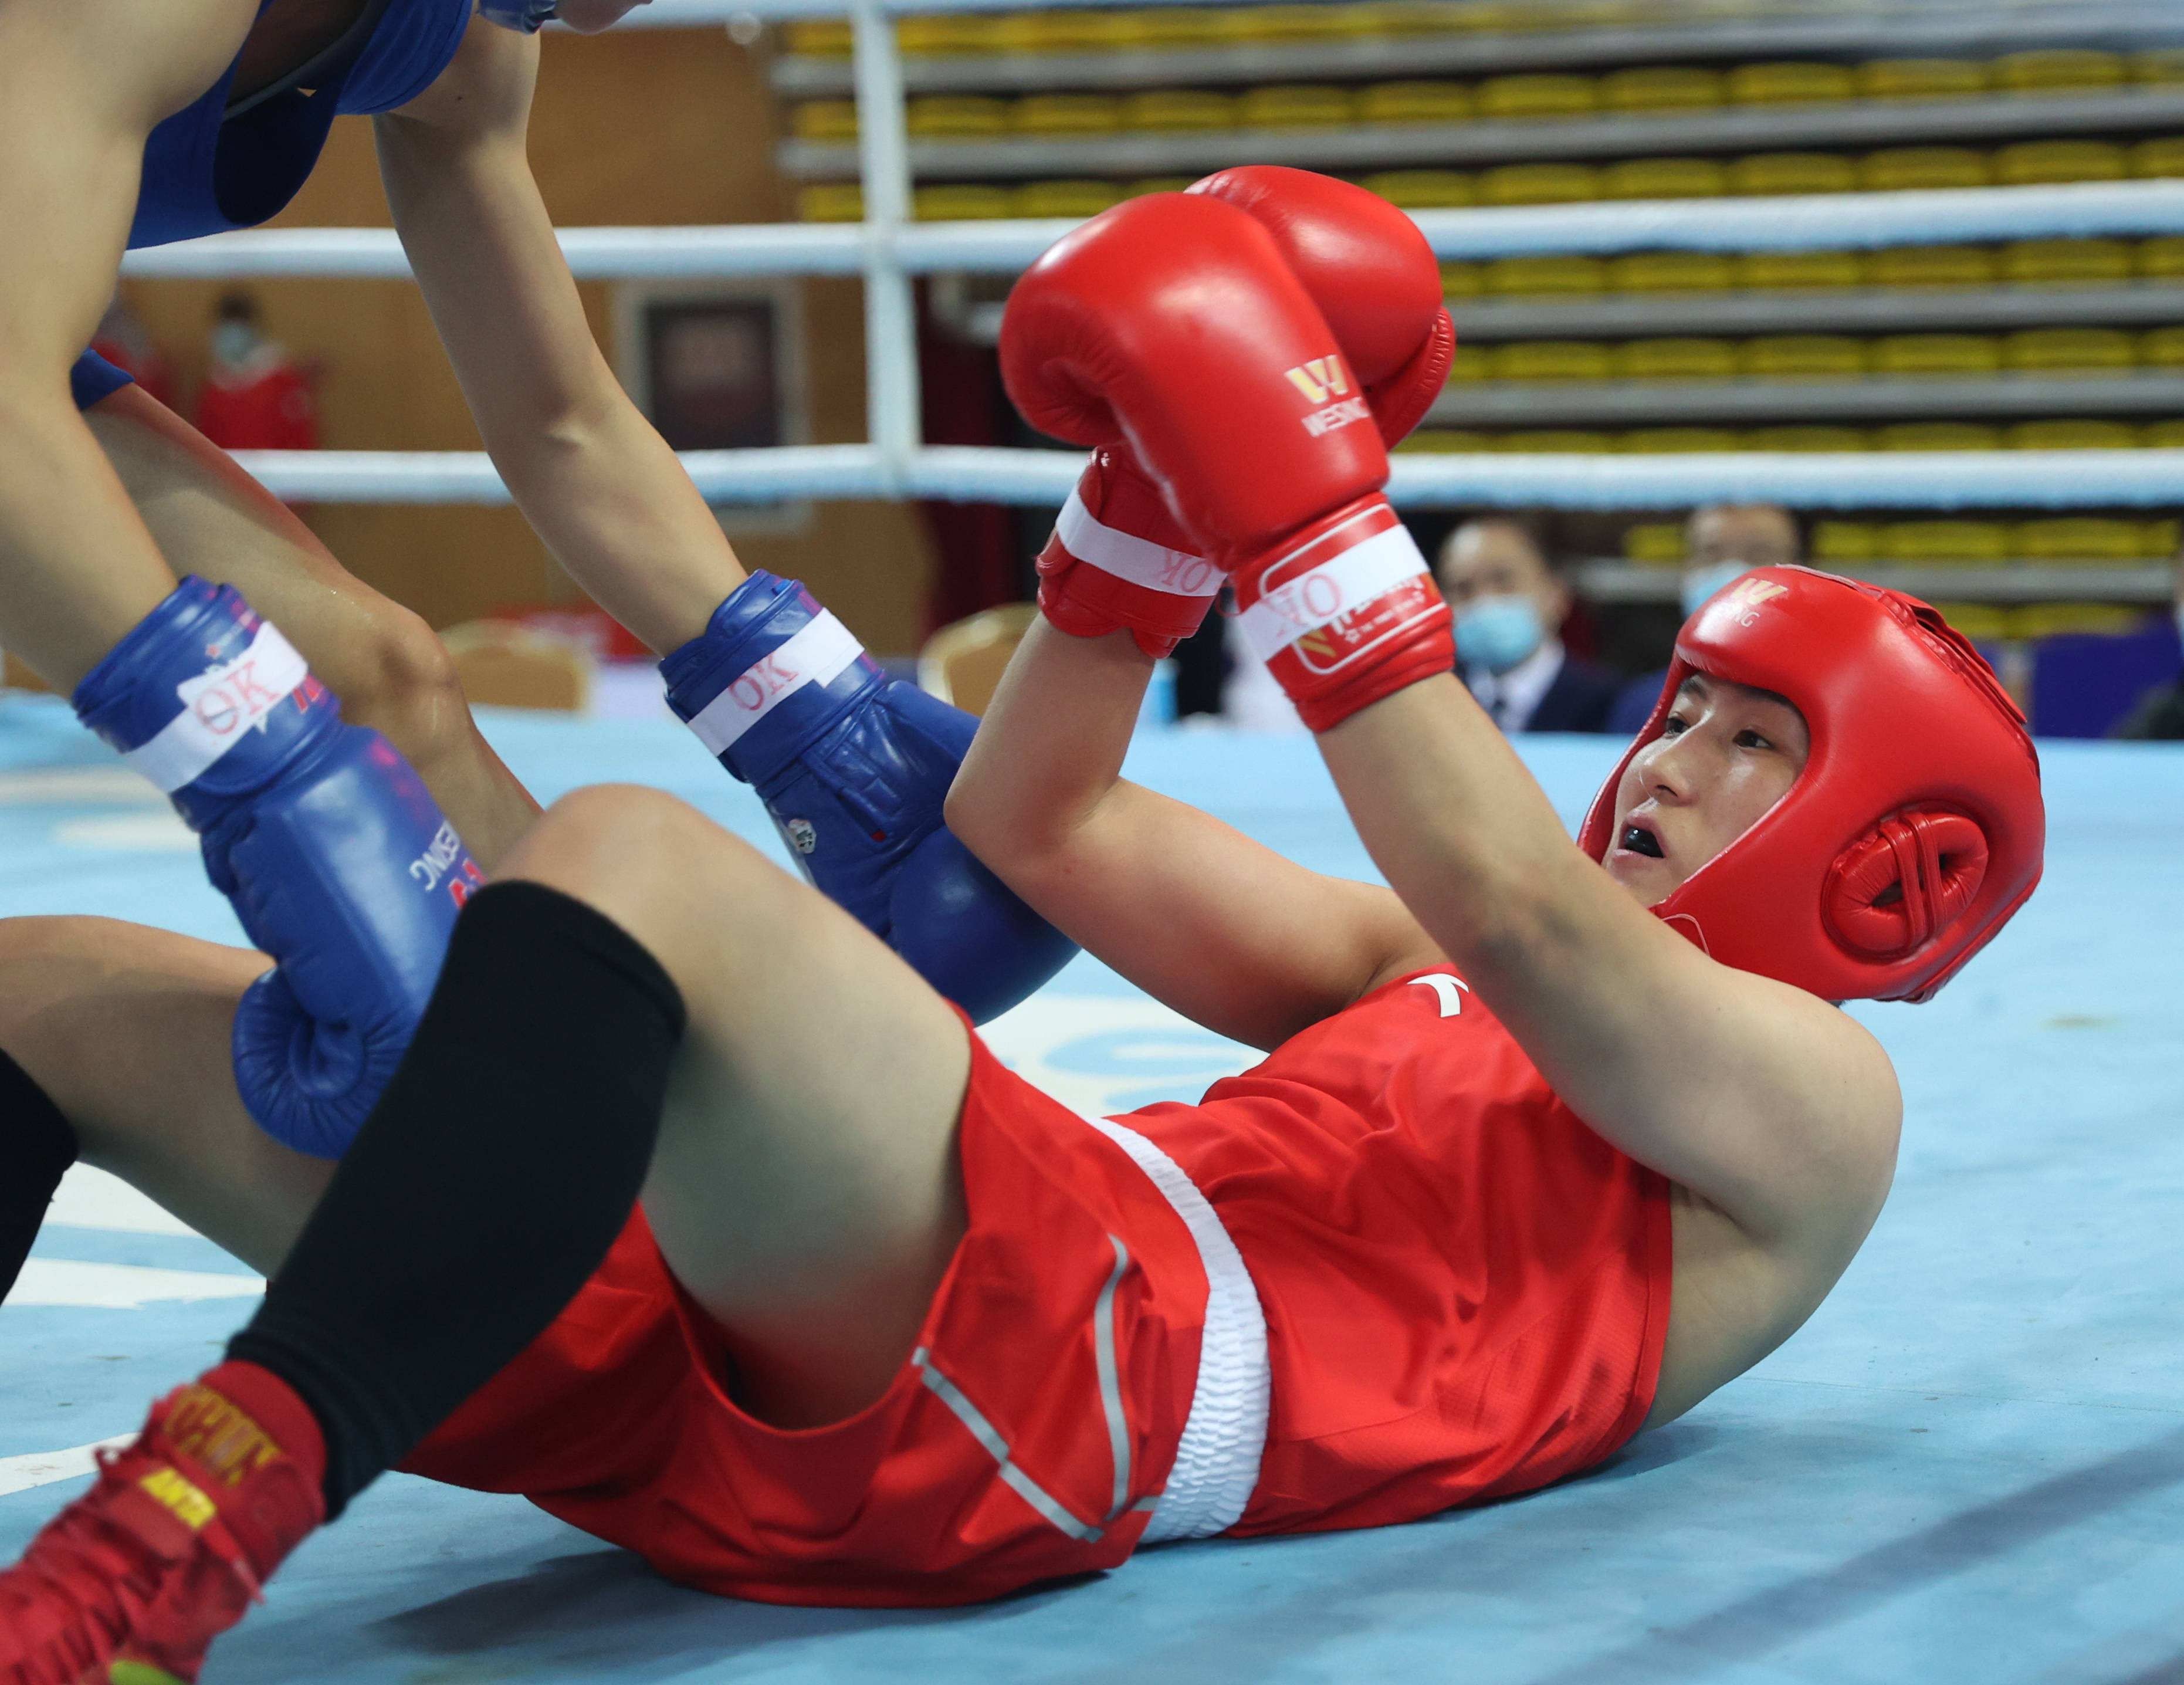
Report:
660,573,1077,1021
73,579,481,1156
1032,168,1454,661
1001,193,1452,733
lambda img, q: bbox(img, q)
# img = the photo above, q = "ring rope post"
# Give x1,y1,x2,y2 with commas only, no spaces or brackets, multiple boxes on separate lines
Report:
851,0,922,495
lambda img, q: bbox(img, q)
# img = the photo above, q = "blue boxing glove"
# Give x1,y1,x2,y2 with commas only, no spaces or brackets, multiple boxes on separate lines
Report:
73,578,480,1156
660,573,1076,1022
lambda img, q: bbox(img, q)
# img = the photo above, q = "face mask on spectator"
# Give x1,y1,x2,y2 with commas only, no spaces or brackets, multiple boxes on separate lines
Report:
1454,594,1546,675
1681,560,1753,620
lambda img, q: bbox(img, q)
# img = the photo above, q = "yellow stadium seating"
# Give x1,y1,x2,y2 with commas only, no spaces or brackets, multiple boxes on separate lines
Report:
1858,59,1987,100
1232,6,1383,44
791,102,859,141
1749,425,1871,451
1879,521,2010,563
2145,421,2184,449
1122,91,1237,131
1616,339,1738,379
2139,236,2184,279
1394,430,1498,452
2133,137,2184,178
1742,337,1868,378
1729,62,1856,104
1993,49,2128,94
797,184,865,223
1731,153,1858,195
1879,422,2004,451
1445,343,1495,382
1010,181,1123,218
906,97,1010,140
2012,604,2145,636
1361,170,1476,208
1997,140,2128,185
1931,604,2010,640
1622,427,1741,452
1135,8,1252,50
2139,327,2184,369
1607,251,1735,290
1478,163,1600,204
1440,261,1484,297
1504,429,1620,452
2002,239,2134,286
1358,82,1475,124
1736,250,1865,288
896,15,1000,55
2136,50,2184,86
2012,519,2145,561
1239,85,1356,127
912,184,1014,219
1624,523,1687,563
2007,419,2142,449
784,20,852,56
1123,177,1196,198
2003,328,2136,375
1487,255,1608,293
1491,341,1614,380
1811,522,1877,563
1477,74,1598,119
1601,66,1724,111
1871,247,1997,288
1601,158,1729,199
990,12,1141,53
2141,517,2182,555
1861,148,1992,191
1873,335,2003,375
1012,94,1123,136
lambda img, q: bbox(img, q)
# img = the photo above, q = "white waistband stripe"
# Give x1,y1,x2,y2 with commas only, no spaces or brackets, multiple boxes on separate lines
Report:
121,622,310,795
1091,1118,1269,1544
1057,489,1222,598
1234,526,1431,664
683,611,866,757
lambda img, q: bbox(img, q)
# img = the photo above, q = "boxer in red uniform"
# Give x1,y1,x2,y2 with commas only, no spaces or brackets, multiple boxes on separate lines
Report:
0,192,2043,1679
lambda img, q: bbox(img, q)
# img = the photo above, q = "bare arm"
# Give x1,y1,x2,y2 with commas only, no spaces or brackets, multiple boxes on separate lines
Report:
373,19,741,654
1313,676,1901,1254
0,0,259,685
947,618,1437,1050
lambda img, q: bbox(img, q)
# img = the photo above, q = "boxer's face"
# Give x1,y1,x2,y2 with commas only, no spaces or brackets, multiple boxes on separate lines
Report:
1604,674,1808,906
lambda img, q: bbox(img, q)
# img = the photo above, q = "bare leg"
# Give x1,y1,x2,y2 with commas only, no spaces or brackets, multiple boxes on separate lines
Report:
0,916,334,1276
497,786,974,1427
82,385,540,864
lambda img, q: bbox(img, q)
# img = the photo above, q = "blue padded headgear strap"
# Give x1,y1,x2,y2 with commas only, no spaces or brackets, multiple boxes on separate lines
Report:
478,0,558,32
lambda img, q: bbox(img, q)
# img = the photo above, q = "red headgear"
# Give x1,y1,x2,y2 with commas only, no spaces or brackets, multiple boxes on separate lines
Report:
1577,566,2044,1003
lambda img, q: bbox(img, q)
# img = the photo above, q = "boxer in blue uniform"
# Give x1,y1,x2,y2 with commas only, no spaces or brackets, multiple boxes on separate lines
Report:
0,0,1074,1156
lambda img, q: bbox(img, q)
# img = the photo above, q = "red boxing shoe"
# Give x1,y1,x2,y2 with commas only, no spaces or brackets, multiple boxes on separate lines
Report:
0,1362,326,1685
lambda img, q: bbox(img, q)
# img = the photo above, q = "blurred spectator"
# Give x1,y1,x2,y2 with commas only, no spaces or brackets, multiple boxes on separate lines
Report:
1609,502,1802,736
89,295,177,411
2113,551,2184,740
1438,517,1620,733
194,292,319,454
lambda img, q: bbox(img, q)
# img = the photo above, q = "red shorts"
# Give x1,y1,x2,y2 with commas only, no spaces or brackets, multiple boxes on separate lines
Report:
402,1023,1213,1608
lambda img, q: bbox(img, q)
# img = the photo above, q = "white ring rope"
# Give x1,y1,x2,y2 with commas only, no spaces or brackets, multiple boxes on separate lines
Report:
229,444,2184,510
119,184,2184,280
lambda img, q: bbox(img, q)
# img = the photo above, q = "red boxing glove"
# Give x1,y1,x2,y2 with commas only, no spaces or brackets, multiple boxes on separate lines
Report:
1004,195,1451,732
1031,170,1455,659
1188,165,1455,448
1035,446,1223,659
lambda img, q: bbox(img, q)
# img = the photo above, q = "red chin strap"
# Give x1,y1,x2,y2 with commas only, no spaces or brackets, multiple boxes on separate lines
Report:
1578,567,2045,1004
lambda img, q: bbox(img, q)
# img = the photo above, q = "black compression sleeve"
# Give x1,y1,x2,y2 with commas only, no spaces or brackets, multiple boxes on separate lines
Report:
0,1045,79,1302
228,879,686,1517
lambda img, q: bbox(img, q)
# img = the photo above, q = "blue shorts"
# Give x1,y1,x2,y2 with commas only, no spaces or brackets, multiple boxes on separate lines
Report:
72,350,134,411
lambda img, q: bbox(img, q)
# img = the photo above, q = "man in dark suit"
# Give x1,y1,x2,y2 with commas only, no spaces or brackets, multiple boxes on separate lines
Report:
1609,502,1804,737
1436,517,1621,733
